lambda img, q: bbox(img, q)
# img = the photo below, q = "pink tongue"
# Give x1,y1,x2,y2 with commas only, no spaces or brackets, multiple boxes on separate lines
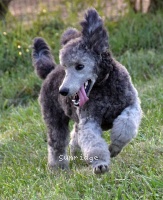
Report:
77,85,89,107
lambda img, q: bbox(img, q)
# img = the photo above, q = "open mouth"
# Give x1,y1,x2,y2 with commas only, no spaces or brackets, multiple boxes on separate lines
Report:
72,79,92,107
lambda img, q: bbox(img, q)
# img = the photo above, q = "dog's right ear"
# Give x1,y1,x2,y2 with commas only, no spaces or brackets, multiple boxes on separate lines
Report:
61,28,80,46
80,8,109,54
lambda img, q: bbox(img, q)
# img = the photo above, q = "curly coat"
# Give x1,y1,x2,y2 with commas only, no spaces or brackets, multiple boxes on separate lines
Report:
32,8,142,174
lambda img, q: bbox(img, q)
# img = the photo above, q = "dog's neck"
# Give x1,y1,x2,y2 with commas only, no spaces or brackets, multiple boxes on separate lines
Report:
95,50,114,85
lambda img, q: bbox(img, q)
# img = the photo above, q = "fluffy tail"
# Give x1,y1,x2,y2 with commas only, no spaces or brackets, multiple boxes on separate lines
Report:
32,37,56,79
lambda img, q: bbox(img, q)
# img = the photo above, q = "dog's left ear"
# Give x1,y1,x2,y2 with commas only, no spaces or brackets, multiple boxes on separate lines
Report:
80,8,109,54
61,28,81,46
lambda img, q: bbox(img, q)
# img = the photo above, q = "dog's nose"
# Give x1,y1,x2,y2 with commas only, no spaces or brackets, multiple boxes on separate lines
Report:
59,88,69,96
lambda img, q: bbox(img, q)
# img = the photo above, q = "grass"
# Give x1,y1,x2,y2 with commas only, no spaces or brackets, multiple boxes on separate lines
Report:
0,4,163,200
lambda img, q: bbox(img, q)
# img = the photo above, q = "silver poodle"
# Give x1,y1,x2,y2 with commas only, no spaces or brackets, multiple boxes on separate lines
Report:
32,8,142,174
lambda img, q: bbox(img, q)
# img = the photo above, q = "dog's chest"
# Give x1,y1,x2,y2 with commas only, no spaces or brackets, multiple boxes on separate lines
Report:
79,88,128,130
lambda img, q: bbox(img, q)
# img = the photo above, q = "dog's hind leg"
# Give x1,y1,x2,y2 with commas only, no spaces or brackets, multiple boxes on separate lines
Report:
109,101,142,157
78,118,110,174
69,123,81,156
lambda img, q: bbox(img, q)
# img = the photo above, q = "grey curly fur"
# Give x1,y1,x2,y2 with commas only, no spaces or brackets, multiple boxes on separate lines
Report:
32,8,142,174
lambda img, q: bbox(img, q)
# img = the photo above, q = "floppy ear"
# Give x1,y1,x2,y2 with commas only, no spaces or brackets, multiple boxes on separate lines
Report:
61,27,81,46
80,8,109,54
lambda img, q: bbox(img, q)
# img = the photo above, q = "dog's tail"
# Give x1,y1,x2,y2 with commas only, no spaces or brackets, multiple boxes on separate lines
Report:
32,37,56,79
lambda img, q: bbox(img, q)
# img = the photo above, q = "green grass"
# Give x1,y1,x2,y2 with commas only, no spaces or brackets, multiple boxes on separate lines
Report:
0,5,163,200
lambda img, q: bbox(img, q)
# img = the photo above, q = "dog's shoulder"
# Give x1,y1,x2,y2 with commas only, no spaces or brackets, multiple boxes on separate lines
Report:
110,59,131,83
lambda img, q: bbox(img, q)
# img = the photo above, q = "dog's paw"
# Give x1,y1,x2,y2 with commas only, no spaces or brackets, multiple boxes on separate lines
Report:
93,163,109,174
109,144,121,158
48,161,69,171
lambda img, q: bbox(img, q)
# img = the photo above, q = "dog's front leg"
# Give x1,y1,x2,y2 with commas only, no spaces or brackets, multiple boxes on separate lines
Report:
109,102,142,157
44,113,70,171
78,118,110,174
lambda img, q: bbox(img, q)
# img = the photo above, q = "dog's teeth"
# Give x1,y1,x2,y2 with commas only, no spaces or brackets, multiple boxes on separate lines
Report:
72,99,80,106
85,81,88,89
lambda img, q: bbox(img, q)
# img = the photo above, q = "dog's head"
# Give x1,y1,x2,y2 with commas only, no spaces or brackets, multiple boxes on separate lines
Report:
59,8,109,107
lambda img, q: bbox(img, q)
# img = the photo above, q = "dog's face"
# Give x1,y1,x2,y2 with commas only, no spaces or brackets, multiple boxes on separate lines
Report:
59,9,109,107
59,39,98,107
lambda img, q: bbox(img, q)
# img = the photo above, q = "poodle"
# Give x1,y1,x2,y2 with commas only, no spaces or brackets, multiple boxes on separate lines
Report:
32,8,142,174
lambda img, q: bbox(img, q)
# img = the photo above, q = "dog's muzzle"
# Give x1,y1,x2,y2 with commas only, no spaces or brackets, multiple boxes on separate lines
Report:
59,79,92,107
72,79,92,107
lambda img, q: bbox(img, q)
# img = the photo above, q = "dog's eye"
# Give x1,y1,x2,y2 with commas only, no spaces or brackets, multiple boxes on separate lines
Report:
75,64,84,71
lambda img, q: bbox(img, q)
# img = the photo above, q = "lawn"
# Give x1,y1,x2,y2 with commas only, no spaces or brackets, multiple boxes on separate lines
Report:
0,4,163,200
